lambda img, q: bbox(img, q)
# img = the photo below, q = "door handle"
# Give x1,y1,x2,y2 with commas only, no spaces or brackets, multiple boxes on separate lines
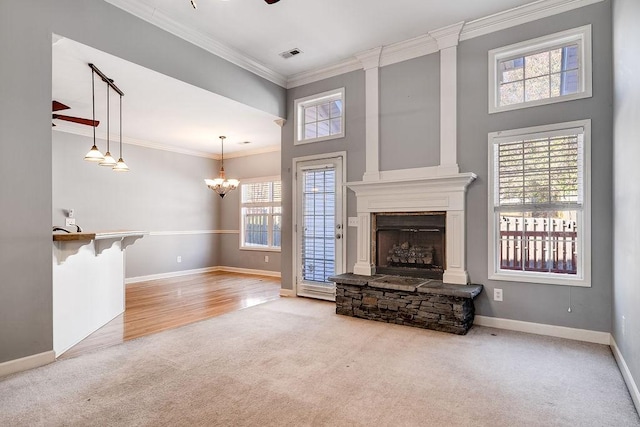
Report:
336,233,342,239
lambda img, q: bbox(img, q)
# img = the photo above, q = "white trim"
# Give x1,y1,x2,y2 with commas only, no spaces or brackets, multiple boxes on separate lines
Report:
148,230,239,236
103,0,287,87
286,0,603,89
216,266,281,278
357,49,382,182
611,336,640,414
488,25,593,114
126,266,219,284
279,288,296,297
293,88,345,146
53,125,280,160
461,0,603,41
0,351,55,378
474,315,610,345
239,177,282,251
125,265,281,284
487,119,591,287
292,152,348,298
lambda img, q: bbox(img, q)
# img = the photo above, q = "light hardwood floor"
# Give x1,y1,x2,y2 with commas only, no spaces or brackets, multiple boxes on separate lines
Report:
59,271,281,359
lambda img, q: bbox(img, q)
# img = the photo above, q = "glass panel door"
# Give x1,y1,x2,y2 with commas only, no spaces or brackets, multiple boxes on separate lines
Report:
295,156,343,300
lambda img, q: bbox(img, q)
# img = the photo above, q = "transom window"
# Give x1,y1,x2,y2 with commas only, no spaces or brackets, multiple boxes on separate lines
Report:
240,178,282,251
489,25,591,113
294,88,345,145
488,120,591,287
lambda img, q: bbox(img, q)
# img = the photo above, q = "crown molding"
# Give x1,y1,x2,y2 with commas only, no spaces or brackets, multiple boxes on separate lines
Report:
286,57,362,89
355,46,383,70
52,125,279,160
104,0,287,87
428,21,465,50
459,0,604,41
286,0,603,88
379,34,439,68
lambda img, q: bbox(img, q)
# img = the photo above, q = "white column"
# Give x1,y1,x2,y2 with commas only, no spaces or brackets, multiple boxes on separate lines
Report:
443,209,470,284
356,47,383,182
353,212,375,276
429,22,464,175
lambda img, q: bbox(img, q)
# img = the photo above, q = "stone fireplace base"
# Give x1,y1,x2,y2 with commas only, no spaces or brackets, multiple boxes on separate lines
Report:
329,273,483,335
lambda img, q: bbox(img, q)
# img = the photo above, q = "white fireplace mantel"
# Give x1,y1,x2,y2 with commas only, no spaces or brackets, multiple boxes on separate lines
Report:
346,172,476,284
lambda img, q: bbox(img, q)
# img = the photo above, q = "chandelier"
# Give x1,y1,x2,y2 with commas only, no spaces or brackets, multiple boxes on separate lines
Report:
205,136,239,198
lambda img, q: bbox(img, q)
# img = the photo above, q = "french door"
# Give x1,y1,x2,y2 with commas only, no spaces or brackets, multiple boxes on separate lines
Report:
294,155,344,301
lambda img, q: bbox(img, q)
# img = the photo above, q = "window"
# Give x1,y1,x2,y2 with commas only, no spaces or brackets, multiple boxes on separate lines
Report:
240,178,282,251
489,25,592,113
294,88,345,145
488,120,591,287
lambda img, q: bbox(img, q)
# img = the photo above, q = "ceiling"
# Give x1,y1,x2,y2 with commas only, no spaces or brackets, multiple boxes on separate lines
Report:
53,0,536,157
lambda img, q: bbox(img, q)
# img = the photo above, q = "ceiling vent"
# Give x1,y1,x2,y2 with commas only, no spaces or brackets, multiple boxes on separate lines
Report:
279,48,302,59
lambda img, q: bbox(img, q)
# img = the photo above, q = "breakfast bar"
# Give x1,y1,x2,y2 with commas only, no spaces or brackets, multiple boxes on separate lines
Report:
52,230,147,356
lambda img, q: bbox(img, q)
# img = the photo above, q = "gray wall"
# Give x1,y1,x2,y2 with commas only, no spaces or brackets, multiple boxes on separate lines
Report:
459,1,613,332
0,0,285,364
613,0,640,404
281,2,614,334
216,150,282,273
52,131,220,278
380,54,441,171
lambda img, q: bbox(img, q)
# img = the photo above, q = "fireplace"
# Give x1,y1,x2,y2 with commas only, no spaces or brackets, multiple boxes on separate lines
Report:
373,212,446,279
346,173,476,284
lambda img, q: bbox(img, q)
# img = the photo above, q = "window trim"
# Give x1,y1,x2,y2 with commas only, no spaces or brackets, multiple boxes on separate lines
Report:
487,120,591,287
239,175,282,252
488,25,592,114
294,87,345,145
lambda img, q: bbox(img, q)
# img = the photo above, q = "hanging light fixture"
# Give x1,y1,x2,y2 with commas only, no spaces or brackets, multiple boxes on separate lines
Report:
205,136,239,198
99,83,117,167
112,93,129,172
84,68,105,162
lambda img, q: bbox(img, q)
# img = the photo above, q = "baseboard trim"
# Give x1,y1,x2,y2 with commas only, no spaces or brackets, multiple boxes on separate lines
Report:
125,267,218,284
0,350,55,378
215,266,281,278
610,336,640,414
279,289,296,297
474,315,611,345
126,266,281,284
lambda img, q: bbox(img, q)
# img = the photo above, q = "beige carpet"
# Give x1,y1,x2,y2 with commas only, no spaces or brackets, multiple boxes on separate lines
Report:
1,298,638,426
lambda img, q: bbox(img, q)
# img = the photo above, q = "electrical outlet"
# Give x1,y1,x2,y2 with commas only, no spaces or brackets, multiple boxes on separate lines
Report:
494,288,503,302
264,255,269,263
65,218,76,227
177,256,182,263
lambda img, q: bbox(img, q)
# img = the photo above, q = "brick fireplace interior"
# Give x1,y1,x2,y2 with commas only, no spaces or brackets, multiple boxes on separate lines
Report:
372,212,446,279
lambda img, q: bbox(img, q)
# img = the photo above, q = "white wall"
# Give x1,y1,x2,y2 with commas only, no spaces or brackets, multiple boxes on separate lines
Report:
613,0,640,409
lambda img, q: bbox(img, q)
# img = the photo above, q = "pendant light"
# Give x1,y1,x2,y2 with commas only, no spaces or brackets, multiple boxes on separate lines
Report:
99,84,117,167
112,94,129,172
84,68,104,162
205,136,239,198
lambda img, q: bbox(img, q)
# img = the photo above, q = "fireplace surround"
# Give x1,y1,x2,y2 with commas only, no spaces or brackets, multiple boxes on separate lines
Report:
346,173,477,284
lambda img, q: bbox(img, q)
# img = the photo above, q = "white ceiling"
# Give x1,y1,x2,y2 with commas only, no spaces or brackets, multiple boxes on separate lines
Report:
53,0,536,157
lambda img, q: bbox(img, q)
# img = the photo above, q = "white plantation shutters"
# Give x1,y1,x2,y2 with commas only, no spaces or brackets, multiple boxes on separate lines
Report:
241,180,281,249
489,121,590,286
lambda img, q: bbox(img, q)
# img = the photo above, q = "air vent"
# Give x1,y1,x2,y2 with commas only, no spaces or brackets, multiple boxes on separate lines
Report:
280,48,302,59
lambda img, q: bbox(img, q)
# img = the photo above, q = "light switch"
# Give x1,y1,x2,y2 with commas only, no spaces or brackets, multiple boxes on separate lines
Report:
348,217,359,227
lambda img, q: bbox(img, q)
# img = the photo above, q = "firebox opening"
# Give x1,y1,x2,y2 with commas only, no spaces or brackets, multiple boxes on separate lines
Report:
372,212,446,279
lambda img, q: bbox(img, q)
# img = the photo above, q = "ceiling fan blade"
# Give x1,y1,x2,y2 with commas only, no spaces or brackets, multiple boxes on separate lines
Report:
265,0,280,3
52,101,70,112
52,114,99,127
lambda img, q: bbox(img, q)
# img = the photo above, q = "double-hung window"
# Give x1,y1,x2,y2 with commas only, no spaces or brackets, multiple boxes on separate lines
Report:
294,88,345,145
240,178,282,251
489,25,592,113
488,120,591,287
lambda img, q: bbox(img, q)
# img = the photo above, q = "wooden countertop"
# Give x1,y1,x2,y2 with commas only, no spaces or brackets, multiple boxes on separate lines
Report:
53,230,148,242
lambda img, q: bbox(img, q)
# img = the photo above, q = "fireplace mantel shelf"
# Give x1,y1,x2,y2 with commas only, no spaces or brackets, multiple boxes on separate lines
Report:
345,172,477,194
